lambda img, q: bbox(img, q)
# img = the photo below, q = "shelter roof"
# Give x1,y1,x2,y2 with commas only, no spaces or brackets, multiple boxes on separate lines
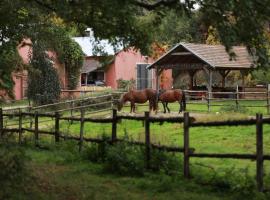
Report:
147,43,256,70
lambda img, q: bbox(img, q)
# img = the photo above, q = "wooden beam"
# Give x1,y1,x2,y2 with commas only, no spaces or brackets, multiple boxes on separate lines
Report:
188,70,197,90
219,70,231,87
171,52,193,56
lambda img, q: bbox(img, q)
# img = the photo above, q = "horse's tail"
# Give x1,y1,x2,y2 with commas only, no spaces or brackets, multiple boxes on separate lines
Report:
182,91,186,111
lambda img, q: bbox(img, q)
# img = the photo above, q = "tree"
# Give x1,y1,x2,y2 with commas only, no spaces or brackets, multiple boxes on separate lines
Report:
27,44,61,105
1,0,270,99
0,1,84,100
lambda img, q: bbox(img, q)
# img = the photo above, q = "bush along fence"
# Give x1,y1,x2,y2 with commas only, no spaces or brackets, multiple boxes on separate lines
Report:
0,108,270,192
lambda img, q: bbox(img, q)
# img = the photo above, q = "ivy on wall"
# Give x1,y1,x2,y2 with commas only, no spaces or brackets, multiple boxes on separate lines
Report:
61,40,84,89
38,23,84,90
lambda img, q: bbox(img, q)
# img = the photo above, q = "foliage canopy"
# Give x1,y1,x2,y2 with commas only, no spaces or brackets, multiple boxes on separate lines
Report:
0,0,270,99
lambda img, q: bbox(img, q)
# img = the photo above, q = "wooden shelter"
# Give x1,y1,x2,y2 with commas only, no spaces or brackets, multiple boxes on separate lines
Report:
147,43,256,94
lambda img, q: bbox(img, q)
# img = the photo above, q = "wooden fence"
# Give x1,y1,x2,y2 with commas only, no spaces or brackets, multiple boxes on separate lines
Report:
0,108,270,192
3,86,270,116
185,85,270,113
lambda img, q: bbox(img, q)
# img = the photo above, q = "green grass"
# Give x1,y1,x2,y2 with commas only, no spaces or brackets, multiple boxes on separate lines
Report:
2,100,270,199
7,143,267,200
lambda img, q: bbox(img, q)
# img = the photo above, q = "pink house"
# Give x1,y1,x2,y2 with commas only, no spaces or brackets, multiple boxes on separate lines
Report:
73,37,173,90
9,36,173,101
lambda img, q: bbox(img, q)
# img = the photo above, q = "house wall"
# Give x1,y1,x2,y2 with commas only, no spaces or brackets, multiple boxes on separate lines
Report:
105,62,116,88
104,48,173,90
107,49,151,89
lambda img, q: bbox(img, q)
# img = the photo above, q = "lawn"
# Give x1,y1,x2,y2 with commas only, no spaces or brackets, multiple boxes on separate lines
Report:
6,143,258,200
2,100,270,199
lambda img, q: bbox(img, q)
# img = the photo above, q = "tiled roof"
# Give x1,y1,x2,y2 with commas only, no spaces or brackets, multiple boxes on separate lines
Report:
148,43,256,70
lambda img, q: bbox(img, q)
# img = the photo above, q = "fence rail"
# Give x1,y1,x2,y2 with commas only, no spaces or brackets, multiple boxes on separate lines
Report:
0,108,269,192
184,85,270,113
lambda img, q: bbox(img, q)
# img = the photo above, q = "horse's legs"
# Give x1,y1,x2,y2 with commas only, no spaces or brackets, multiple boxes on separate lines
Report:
166,102,170,113
149,101,153,112
130,102,135,113
179,100,182,113
162,102,166,113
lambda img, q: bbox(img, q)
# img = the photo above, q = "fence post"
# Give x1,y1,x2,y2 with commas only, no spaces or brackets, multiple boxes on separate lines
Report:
29,106,33,129
55,112,60,143
112,109,117,143
267,84,270,115
0,108,3,138
207,91,210,112
145,111,151,169
236,85,239,110
256,113,264,192
34,111,39,147
111,94,114,109
70,100,74,124
184,112,190,178
18,109,23,144
79,108,85,152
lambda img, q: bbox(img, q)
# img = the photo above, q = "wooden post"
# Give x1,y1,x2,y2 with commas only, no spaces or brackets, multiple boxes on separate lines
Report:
236,85,239,110
70,100,74,124
208,69,213,99
145,111,150,169
267,84,270,115
55,112,60,143
111,94,114,110
0,108,3,138
112,109,117,143
207,91,210,112
256,113,263,192
79,109,85,152
184,112,190,178
155,67,160,112
34,111,39,146
28,99,33,128
18,109,23,144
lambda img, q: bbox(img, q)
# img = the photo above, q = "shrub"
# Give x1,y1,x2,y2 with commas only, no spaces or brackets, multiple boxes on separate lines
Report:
83,139,110,163
149,149,180,175
103,142,145,176
0,138,29,199
117,78,136,90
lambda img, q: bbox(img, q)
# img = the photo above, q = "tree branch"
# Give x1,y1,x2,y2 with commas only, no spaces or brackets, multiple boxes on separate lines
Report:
133,0,180,10
31,0,56,11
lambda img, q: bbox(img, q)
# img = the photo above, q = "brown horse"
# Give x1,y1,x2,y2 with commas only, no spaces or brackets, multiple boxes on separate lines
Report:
158,89,186,113
117,88,157,113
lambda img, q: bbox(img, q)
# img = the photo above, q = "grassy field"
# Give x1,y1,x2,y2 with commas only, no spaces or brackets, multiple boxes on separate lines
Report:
2,100,270,199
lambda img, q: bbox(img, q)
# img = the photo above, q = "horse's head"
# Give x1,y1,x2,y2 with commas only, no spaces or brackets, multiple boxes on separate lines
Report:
117,99,123,111
117,93,125,111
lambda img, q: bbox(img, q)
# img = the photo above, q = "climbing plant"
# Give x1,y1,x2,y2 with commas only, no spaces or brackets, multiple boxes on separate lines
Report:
39,23,84,90
61,39,84,89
